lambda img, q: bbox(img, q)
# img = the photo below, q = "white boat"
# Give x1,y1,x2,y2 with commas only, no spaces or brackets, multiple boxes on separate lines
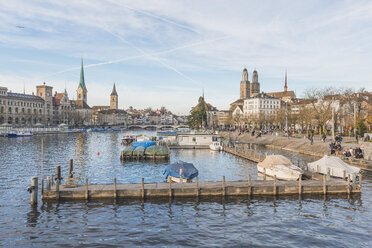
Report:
121,133,136,145
307,155,360,179
167,175,192,183
257,155,303,180
209,141,223,151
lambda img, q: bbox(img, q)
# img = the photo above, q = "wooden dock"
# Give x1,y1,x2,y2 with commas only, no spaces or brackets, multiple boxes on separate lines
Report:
39,176,361,201
224,145,264,163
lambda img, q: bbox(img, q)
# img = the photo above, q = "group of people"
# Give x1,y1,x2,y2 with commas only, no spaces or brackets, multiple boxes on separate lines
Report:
342,147,364,159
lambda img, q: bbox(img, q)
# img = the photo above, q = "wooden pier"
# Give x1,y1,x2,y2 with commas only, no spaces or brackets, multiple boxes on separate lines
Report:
40,177,361,201
224,145,265,163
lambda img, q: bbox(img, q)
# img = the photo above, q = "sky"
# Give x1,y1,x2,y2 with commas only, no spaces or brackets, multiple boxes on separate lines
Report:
0,0,371,115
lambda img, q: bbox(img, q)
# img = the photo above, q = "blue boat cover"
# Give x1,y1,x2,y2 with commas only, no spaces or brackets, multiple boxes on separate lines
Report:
163,161,199,180
132,141,155,148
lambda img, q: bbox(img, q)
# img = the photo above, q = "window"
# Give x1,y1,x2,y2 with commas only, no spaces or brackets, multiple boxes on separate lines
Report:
8,107,12,113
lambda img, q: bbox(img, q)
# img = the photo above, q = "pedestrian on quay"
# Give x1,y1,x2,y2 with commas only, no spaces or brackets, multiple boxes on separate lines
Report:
356,133,359,144
322,133,326,142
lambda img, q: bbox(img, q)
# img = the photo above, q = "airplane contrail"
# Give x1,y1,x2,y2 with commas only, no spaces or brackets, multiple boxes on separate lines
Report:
43,35,230,79
107,0,200,34
107,30,202,86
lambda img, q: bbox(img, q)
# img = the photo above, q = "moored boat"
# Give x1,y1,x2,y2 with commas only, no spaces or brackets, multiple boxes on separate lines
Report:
136,135,150,142
209,141,223,151
8,131,33,137
133,146,145,157
145,145,169,156
163,161,199,183
307,155,360,180
257,155,303,180
122,133,136,145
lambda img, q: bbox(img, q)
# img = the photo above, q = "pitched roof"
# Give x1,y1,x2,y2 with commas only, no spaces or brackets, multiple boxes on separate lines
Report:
53,93,64,106
111,83,118,96
79,59,86,89
266,90,295,99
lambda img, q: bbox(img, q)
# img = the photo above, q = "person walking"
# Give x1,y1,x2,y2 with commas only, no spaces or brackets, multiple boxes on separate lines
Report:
322,133,326,142
355,133,359,144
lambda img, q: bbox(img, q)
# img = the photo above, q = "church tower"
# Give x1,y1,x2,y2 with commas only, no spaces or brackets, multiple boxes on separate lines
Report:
240,68,250,99
110,83,118,109
77,59,88,107
250,69,260,96
284,70,288,92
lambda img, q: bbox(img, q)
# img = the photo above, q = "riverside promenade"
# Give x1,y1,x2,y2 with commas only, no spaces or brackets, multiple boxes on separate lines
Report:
221,132,372,171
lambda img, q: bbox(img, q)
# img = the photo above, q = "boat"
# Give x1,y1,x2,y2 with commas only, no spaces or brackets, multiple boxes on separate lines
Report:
122,146,135,156
209,141,223,151
133,146,145,157
257,155,303,180
132,141,155,149
122,134,136,145
163,161,199,183
8,131,33,137
136,135,150,142
145,145,169,157
307,155,360,180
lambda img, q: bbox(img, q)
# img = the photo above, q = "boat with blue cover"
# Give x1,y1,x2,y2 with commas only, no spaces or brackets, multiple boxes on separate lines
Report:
8,131,33,137
163,161,199,183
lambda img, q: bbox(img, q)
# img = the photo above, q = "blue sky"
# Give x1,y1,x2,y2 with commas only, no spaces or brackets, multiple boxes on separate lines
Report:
0,0,371,114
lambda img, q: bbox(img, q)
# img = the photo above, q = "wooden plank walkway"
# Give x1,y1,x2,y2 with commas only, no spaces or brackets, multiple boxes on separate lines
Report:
42,178,361,201
224,146,264,163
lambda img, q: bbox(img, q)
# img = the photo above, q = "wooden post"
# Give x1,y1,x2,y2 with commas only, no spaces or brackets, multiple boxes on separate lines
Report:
196,176,199,197
317,165,319,173
85,178,89,200
114,178,117,199
68,159,73,178
263,168,266,180
141,178,145,200
273,175,277,195
41,179,44,200
343,170,346,180
248,175,252,196
347,174,351,195
56,179,60,200
222,176,226,197
323,174,326,195
359,174,362,193
30,176,38,205
326,168,331,180
168,179,172,198
180,169,183,183
51,175,54,186
298,176,302,195
46,176,51,190
56,165,61,182
312,168,314,179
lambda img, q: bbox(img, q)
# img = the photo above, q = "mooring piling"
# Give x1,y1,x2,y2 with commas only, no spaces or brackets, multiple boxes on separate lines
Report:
30,176,38,205
323,174,327,195
299,176,302,195
114,178,117,199
68,159,73,178
46,176,51,190
196,176,199,197
248,174,252,196
222,176,226,197
273,175,277,195
85,178,89,200
141,178,145,200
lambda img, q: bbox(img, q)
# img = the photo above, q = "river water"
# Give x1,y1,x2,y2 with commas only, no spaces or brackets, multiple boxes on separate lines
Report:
0,131,371,247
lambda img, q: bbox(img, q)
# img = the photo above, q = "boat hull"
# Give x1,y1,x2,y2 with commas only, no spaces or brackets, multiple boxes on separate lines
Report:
167,176,192,183
257,165,302,181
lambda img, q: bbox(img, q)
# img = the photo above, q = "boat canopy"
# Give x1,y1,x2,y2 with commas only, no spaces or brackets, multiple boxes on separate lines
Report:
132,141,155,148
163,161,199,180
308,155,360,177
258,155,293,169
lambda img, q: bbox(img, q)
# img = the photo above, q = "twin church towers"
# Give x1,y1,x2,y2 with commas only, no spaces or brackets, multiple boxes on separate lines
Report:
240,68,260,99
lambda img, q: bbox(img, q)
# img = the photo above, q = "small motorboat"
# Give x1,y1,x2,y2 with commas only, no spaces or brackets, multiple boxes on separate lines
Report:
307,155,360,180
209,141,223,151
8,131,33,137
121,134,136,145
163,161,199,183
257,155,303,180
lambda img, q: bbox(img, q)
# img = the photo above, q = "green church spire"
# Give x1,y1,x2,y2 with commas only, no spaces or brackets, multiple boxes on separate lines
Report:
79,58,86,89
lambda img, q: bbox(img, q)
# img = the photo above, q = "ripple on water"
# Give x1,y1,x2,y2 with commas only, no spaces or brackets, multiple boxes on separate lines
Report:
0,132,371,247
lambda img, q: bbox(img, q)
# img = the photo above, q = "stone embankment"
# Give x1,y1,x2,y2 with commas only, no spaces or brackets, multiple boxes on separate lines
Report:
220,132,372,170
